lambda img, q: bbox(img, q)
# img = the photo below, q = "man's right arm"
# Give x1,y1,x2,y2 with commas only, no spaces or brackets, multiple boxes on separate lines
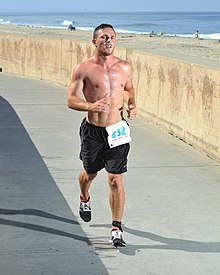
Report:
67,64,111,114
67,64,91,111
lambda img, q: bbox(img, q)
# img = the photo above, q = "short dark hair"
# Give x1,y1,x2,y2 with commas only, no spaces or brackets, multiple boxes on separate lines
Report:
93,23,115,38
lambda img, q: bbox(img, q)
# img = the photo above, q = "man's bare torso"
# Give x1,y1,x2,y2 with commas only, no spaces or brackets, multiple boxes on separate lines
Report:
81,56,129,127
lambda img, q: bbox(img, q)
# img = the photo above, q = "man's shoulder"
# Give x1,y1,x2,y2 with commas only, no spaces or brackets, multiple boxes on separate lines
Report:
113,55,130,64
79,57,94,66
75,57,95,72
115,57,131,71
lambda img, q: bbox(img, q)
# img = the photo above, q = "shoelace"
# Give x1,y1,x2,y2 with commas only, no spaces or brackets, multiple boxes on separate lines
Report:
112,229,122,239
81,201,91,211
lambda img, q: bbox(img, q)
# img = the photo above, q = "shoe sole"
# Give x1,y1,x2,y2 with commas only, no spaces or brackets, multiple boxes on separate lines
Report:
110,239,126,247
112,242,126,247
79,211,91,222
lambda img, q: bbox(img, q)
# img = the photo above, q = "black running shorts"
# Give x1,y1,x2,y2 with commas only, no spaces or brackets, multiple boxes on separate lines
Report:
79,118,130,174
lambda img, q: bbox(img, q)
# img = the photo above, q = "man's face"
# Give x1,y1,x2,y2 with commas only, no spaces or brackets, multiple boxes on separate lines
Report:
93,28,116,56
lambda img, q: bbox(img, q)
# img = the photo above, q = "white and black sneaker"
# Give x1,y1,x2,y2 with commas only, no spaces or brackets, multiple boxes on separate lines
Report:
79,197,91,222
111,229,126,247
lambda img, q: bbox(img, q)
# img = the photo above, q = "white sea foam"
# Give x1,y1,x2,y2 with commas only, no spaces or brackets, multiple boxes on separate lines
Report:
61,20,73,26
0,18,11,24
76,26,95,32
201,33,220,40
165,33,220,40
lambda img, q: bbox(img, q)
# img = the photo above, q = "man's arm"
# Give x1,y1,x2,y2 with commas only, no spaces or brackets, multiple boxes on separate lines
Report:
67,64,90,111
67,64,111,113
123,63,137,120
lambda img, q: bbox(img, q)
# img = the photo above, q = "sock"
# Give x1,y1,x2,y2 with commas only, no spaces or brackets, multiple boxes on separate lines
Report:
80,195,90,203
112,220,123,232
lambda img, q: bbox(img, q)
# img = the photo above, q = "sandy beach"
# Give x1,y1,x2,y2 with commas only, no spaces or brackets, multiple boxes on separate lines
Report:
0,24,220,68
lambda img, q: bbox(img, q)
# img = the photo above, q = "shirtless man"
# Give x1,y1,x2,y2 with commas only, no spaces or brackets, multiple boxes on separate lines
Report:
67,23,137,247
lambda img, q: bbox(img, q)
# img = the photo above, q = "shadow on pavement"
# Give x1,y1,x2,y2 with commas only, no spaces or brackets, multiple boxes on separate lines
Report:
0,208,79,225
0,96,107,274
90,224,220,256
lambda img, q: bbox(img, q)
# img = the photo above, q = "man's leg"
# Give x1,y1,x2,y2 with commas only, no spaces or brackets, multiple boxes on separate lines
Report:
78,170,97,222
79,170,97,200
108,173,125,227
108,173,126,246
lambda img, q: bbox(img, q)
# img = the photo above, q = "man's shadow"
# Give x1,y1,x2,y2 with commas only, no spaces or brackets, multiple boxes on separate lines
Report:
90,224,220,256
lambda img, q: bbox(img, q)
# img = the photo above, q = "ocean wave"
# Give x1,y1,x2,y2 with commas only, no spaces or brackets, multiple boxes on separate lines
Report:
0,18,11,24
61,20,74,26
116,28,146,34
76,26,94,32
173,33,220,40
201,33,220,40
119,22,157,28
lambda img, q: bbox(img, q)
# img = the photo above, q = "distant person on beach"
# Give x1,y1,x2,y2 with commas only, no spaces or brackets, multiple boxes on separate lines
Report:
195,30,199,38
68,24,76,31
68,22,76,31
67,23,137,247
149,30,156,37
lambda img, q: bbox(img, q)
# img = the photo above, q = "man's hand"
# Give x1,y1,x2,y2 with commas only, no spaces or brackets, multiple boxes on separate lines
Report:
88,94,111,113
127,104,137,120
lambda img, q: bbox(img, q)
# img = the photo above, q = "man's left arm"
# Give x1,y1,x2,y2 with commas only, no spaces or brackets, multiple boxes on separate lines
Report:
123,64,137,120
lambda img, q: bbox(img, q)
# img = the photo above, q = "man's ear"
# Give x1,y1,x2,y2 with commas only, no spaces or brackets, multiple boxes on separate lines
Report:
92,39,97,47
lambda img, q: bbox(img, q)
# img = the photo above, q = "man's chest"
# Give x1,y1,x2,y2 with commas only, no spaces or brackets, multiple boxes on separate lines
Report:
86,66,127,90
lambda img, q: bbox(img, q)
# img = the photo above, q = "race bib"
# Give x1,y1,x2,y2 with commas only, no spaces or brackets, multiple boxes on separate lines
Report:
106,120,131,148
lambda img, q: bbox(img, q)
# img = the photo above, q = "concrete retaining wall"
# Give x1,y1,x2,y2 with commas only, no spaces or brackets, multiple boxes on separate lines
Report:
0,34,219,161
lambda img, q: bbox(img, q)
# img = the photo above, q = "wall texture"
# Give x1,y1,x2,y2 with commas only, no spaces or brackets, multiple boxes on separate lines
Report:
0,34,219,161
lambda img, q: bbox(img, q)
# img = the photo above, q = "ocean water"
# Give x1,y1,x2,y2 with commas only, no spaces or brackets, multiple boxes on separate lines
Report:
0,11,220,39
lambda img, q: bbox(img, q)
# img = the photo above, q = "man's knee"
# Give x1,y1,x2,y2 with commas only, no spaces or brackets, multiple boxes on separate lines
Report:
80,170,97,182
108,174,123,190
87,172,97,181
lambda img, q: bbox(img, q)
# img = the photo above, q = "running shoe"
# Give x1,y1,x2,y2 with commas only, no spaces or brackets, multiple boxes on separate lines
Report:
79,198,91,222
111,229,126,247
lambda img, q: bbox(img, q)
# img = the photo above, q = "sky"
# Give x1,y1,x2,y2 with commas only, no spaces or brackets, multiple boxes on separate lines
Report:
0,0,219,12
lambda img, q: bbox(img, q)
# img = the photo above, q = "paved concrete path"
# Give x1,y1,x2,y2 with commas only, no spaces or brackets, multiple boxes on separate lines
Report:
1,73,220,275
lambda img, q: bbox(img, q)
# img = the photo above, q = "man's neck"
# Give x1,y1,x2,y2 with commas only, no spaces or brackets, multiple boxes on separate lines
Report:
95,54,115,67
